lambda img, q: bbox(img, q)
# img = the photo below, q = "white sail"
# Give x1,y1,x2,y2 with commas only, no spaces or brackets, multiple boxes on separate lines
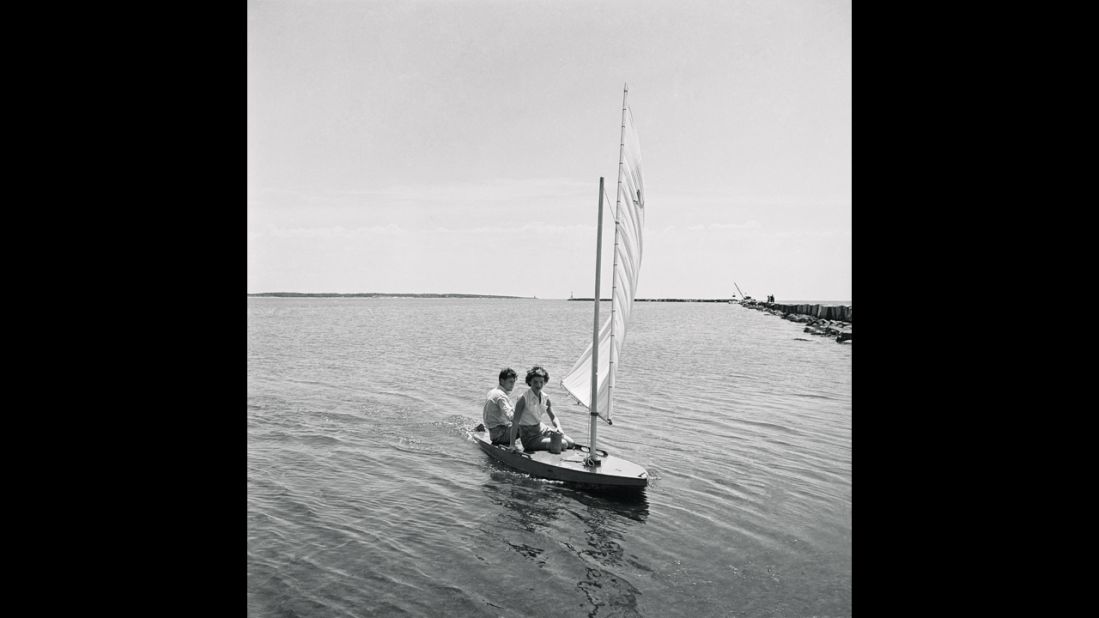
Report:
561,102,645,423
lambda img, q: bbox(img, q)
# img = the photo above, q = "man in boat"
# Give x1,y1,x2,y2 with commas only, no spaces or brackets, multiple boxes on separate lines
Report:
510,366,575,451
483,368,519,445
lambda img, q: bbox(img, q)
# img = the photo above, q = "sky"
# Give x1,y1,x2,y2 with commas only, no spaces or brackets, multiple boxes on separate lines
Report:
248,0,851,301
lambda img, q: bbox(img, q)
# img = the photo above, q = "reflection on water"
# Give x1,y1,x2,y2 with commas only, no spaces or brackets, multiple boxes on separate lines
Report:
562,486,650,524
564,492,647,618
480,467,650,617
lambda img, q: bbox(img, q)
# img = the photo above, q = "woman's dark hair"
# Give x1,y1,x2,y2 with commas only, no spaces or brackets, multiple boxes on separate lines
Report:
525,365,549,385
498,368,517,382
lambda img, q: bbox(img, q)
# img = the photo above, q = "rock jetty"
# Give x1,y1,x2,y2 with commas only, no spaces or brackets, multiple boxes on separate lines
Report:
738,300,852,344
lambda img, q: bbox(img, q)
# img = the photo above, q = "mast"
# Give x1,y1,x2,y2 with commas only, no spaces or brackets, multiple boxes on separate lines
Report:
587,177,605,466
608,83,628,426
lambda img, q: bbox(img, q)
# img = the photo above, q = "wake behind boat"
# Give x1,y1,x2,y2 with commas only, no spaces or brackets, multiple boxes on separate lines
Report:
473,84,649,491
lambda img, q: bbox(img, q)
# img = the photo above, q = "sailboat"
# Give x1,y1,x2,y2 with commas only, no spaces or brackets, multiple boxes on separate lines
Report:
473,84,649,490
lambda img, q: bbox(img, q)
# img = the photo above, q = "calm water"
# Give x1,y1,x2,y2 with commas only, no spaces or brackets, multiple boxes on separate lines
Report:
247,298,851,617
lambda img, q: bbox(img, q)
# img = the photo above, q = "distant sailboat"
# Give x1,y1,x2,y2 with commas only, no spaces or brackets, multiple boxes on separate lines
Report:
474,84,649,490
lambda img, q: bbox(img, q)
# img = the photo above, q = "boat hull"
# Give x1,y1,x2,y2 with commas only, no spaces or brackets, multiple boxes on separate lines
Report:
473,430,648,489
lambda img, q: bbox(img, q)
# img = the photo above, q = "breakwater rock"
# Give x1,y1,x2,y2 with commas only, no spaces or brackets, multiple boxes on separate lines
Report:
739,300,852,344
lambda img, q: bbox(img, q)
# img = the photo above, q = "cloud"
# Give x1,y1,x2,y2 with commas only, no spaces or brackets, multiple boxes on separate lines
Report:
683,220,763,232
249,222,596,239
258,224,406,239
249,177,594,210
330,177,593,203
771,228,851,239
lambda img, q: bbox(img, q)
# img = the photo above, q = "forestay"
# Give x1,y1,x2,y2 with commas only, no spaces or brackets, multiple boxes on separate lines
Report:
561,102,645,423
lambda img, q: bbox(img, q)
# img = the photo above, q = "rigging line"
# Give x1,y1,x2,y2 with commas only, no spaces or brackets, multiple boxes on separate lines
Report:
625,109,641,146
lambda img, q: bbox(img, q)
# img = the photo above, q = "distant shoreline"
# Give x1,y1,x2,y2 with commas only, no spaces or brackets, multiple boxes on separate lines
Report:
570,298,733,303
248,293,848,304
249,293,734,301
248,292,528,299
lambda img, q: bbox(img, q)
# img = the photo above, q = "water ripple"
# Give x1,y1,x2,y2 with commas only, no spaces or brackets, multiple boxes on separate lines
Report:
249,298,850,617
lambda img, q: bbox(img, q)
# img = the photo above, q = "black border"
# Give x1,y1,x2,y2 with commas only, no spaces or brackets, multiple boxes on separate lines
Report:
95,2,246,609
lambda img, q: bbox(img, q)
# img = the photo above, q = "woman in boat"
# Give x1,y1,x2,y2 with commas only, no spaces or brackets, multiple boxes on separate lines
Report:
483,368,518,445
510,366,575,451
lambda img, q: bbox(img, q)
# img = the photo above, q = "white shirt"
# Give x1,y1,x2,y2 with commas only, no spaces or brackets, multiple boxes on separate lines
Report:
482,386,514,428
516,388,550,427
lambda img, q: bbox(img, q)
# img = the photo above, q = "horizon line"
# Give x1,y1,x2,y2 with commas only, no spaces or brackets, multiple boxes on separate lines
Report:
248,292,851,302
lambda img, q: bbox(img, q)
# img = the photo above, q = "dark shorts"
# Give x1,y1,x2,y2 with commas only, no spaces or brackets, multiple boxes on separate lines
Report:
488,424,514,445
519,424,560,451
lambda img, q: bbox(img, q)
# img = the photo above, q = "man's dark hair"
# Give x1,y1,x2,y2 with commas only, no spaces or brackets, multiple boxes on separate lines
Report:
499,368,517,382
